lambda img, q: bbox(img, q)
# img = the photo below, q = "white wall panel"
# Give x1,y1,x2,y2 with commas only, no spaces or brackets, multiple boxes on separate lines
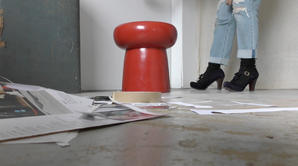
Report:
80,0,172,90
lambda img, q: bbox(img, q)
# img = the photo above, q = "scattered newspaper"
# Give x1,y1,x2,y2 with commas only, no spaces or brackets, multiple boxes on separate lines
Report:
0,82,162,142
2,131,78,147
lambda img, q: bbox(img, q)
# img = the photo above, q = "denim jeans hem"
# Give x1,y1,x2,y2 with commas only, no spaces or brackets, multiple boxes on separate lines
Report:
237,49,257,59
209,57,229,65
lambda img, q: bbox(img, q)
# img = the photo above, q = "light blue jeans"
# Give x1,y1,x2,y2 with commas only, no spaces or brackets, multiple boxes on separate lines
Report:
210,0,262,65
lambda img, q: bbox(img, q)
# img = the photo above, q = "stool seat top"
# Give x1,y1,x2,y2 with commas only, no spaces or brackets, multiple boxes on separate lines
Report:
114,21,177,49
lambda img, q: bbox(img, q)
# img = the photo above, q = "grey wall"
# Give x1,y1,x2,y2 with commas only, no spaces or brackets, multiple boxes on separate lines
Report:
0,0,81,92
197,0,298,89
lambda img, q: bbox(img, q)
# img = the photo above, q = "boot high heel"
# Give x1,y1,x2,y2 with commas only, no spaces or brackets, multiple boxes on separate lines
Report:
249,79,258,91
216,78,224,90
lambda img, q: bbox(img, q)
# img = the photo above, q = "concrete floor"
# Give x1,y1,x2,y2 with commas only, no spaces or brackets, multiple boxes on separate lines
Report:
1,89,298,166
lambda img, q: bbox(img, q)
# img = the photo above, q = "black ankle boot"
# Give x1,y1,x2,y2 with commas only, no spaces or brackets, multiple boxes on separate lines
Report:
224,59,259,92
190,63,225,90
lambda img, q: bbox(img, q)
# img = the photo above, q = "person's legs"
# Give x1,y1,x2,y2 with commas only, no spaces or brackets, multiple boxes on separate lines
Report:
190,0,233,90
210,0,236,65
224,0,262,91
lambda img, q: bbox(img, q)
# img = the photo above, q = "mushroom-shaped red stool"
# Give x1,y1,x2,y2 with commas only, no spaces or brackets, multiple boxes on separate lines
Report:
114,21,177,93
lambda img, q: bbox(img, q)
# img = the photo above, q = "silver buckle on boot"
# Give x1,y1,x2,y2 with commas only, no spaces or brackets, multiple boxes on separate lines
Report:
244,71,250,76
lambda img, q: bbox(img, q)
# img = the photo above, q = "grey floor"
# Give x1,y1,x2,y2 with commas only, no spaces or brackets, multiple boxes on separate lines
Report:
1,89,298,166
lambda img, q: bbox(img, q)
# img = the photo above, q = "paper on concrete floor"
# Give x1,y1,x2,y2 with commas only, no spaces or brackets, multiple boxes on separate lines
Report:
190,109,214,115
191,107,298,115
3,131,78,147
4,83,43,91
231,101,274,107
45,88,96,113
168,101,213,109
0,82,163,142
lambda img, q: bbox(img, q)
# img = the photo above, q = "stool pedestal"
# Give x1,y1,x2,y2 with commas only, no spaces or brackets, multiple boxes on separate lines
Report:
123,48,170,92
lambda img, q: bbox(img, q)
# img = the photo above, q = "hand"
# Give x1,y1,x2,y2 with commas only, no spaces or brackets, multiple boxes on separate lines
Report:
226,0,233,5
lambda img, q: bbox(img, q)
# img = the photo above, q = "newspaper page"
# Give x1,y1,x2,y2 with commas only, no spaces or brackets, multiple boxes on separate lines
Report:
0,82,162,142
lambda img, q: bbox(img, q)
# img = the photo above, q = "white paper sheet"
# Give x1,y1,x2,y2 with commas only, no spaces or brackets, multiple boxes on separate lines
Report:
232,101,274,107
168,101,213,109
190,109,214,115
45,89,95,113
5,83,43,91
191,107,298,115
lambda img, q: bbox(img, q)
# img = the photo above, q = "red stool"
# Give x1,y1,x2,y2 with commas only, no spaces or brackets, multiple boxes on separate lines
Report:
114,21,177,93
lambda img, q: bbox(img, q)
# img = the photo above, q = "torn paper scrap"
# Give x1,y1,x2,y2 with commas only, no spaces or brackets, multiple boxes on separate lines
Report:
191,109,214,115
168,101,213,109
